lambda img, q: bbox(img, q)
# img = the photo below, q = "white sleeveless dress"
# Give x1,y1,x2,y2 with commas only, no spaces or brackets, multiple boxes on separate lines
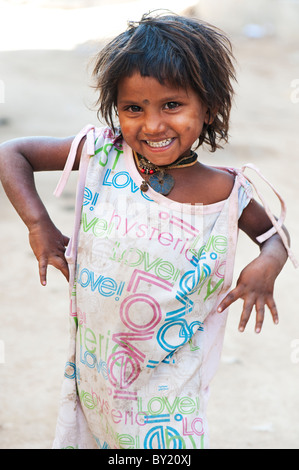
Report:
52,125,296,449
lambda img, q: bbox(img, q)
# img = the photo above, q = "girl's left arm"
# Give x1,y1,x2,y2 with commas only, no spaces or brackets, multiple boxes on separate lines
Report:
217,198,289,333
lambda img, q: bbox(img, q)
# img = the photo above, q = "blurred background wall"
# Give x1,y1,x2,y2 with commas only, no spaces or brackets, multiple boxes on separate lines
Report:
196,0,299,42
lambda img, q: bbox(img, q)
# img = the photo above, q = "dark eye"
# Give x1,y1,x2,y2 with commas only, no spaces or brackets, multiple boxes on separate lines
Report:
165,102,180,110
127,105,142,113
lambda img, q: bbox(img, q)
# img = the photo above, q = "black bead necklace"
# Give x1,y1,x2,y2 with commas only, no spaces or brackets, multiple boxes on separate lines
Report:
133,151,198,196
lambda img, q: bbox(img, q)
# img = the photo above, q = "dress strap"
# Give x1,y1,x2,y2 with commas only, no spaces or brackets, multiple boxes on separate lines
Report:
53,124,104,287
240,163,298,268
53,124,96,197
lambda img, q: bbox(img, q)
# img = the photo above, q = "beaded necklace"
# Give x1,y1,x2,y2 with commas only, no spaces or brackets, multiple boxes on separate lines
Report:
133,150,198,195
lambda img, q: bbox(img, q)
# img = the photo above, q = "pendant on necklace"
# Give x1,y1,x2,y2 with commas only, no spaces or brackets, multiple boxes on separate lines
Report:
148,171,175,196
140,180,149,192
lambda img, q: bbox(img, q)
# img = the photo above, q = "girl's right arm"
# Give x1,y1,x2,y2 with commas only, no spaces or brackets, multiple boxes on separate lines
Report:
0,136,83,285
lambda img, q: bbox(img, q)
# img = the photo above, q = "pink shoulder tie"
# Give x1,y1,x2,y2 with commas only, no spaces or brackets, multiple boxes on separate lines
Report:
54,124,96,197
53,124,103,287
241,163,298,268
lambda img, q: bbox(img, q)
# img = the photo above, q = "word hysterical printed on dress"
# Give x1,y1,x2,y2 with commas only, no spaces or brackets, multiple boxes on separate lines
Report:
52,126,252,450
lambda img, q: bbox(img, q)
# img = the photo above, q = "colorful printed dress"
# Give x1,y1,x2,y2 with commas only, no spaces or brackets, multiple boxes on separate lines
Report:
52,125,296,449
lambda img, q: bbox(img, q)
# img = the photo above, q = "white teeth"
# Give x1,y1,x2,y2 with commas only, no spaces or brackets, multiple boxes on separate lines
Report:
146,138,172,148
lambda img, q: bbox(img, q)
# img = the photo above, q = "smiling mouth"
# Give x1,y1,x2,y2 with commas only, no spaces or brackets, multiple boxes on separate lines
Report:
145,138,173,148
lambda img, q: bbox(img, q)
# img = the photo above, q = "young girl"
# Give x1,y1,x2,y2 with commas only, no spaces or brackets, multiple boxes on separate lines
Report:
0,11,297,450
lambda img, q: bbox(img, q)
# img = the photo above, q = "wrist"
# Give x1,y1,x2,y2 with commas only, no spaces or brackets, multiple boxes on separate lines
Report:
258,236,288,275
26,211,53,233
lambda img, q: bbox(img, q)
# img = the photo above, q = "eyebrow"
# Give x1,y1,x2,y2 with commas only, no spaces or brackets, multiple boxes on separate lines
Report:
118,94,186,105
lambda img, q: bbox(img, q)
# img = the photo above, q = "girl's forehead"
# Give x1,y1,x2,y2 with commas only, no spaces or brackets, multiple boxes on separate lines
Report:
117,73,204,110
117,72,190,98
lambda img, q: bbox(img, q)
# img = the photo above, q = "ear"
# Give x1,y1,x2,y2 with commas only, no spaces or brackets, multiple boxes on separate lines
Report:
204,108,216,125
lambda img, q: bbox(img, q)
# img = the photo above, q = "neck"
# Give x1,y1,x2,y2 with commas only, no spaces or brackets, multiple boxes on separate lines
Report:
133,150,198,196
133,151,198,175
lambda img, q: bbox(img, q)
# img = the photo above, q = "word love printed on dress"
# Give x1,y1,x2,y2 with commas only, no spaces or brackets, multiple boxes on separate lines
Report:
53,126,254,450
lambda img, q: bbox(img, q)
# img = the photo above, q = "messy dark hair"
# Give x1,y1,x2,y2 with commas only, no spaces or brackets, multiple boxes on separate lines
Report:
93,10,236,152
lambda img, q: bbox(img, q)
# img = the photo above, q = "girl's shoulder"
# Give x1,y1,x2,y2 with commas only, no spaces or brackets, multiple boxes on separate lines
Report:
168,163,238,205
196,163,236,204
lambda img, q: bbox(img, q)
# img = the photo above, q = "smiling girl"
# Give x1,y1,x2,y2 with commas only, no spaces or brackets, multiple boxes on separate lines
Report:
0,11,296,450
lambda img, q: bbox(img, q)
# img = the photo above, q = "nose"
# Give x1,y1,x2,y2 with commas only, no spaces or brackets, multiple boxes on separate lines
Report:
142,111,167,136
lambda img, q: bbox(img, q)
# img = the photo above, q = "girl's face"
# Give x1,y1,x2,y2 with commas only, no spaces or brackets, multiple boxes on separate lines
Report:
117,72,210,166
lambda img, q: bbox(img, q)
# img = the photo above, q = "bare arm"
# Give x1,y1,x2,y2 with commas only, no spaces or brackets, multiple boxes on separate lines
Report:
217,199,289,333
0,135,83,284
